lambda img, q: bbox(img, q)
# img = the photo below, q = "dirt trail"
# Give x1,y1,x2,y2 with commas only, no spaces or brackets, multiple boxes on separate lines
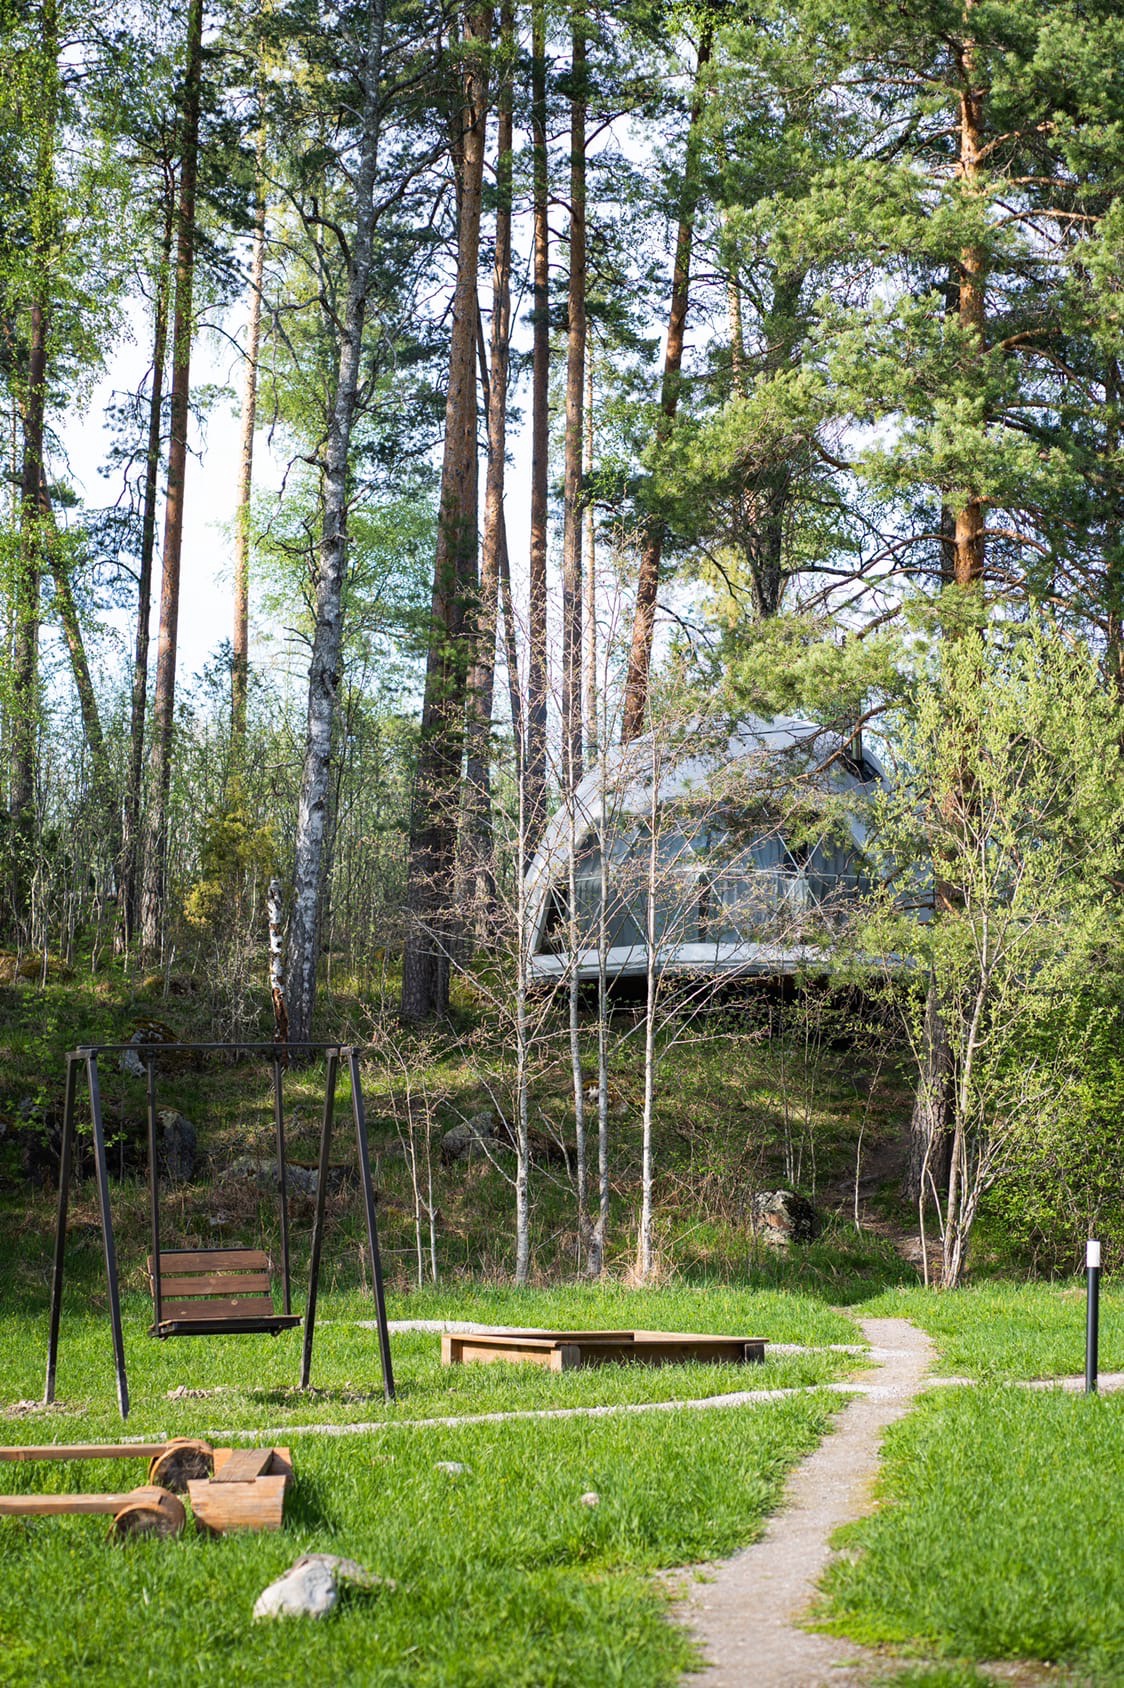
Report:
685,1316,935,1688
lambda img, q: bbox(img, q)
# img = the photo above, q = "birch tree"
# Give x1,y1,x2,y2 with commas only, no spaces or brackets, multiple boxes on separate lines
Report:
285,0,391,1044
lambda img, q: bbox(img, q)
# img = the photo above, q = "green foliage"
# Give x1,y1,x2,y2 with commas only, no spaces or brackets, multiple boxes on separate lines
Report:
863,617,1124,1279
183,780,276,934
820,1384,1124,1679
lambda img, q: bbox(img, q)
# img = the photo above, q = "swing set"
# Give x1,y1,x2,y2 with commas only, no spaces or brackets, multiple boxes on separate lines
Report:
44,1042,394,1420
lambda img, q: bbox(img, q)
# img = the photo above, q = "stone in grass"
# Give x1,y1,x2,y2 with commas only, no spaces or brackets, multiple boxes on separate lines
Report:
580,1492,600,1508
253,1554,394,1621
435,1461,471,1477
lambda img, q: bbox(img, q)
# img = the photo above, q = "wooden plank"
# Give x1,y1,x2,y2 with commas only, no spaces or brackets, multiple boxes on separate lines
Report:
448,1338,562,1369
211,1447,292,1478
454,1330,635,1344
212,1448,274,1483
0,1444,169,1462
157,1296,275,1323
188,1474,287,1534
0,1492,134,1516
581,1337,765,1366
158,1272,272,1298
150,1249,269,1274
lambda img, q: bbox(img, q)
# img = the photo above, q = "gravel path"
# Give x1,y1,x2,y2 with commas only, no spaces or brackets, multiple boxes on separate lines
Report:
685,1316,935,1688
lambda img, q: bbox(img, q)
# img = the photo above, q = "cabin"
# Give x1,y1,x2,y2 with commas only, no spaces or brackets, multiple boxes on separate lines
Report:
525,715,885,985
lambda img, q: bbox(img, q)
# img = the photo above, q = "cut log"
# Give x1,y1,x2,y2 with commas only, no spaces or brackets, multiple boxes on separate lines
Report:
109,1485,186,1539
147,1438,214,1492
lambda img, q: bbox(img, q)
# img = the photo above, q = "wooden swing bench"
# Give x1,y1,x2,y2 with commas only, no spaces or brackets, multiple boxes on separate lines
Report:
148,1247,302,1339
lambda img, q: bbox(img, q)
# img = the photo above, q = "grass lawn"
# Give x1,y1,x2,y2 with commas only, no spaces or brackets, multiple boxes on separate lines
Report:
0,1270,857,1687
814,1281,1124,1684
863,1280,1124,1381
0,1394,839,1687
819,1384,1124,1682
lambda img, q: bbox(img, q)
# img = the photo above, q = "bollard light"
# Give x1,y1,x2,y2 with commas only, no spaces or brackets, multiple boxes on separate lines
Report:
1086,1239,1101,1395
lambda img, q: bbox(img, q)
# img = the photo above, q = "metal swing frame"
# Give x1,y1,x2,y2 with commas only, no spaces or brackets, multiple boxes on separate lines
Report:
43,1042,395,1421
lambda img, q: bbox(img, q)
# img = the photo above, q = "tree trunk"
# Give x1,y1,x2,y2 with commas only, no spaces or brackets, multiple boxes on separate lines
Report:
285,0,389,1044
1104,358,1124,703
120,188,174,943
35,476,109,802
620,23,713,743
10,298,47,845
525,0,550,842
140,0,205,954
953,34,986,590
399,4,492,1024
232,164,266,751
904,973,953,1204
583,357,597,762
462,0,513,921
9,0,59,868
561,7,586,796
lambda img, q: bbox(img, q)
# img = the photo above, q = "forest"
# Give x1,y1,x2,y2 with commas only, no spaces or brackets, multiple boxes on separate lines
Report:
3,0,1124,1294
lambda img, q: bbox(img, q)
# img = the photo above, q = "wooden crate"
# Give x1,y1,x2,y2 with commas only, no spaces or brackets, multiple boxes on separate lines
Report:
187,1447,292,1535
441,1330,766,1370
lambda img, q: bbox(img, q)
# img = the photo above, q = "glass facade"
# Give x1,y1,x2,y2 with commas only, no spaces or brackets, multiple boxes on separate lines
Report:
536,814,866,958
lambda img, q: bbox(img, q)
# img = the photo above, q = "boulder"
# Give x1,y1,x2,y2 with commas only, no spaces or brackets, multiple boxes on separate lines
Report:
252,1553,393,1621
159,1110,196,1182
222,1151,352,1199
253,1559,337,1620
440,1111,507,1164
751,1189,820,1246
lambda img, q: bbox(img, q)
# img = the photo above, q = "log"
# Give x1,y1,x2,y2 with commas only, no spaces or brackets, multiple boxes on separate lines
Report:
109,1486,186,1539
148,1439,214,1493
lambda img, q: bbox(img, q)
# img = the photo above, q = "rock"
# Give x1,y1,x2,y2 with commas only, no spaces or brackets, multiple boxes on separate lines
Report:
159,1110,196,1181
434,1461,471,1477
222,1154,348,1198
440,1111,504,1164
751,1189,820,1246
580,1491,600,1507
253,1560,337,1620
119,1023,180,1078
223,1154,278,1191
252,1553,393,1621
291,1553,394,1593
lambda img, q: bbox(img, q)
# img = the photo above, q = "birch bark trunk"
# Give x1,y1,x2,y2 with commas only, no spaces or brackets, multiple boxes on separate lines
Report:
232,164,266,751
140,0,205,954
561,8,586,797
620,24,712,744
399,4,492,1023
119,189,174,945
286,0,389,1044
525,0,550,843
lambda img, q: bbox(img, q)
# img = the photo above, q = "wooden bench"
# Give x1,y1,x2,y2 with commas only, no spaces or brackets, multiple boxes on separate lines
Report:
148,1248,301,1338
